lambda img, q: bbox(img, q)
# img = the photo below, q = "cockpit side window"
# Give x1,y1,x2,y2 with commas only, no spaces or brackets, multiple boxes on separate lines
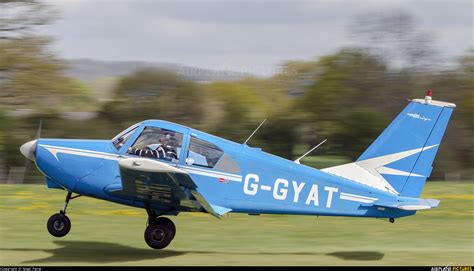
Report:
187,137,223,168
128,126,183,162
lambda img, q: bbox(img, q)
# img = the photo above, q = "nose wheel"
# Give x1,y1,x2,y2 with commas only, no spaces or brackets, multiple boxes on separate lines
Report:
47,191,81,238
47,213,71,237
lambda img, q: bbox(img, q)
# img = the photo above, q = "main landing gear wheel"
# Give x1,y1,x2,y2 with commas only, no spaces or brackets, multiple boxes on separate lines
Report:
47,213,71,237
144,218,176,249
149,216,176,238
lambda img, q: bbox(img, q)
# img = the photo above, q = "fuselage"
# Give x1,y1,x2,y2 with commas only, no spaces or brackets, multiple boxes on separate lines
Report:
33,120,415,219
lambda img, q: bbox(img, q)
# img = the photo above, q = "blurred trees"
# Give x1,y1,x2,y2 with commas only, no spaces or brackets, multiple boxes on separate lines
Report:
0,0,95,179
296,49,391,157
203,82,260,142
2,47,472,180
101,69,205,127
0,0,56,40
0,0,94,113
350,10,437,70
299,49,388,116
1,5,472,181
0,110,6,180
331,108,388,159
203,79,298,159
456,51,474,128
4,48,473,179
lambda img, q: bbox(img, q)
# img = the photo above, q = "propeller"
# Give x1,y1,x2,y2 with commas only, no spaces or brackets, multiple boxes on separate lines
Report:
20,120,42,183
35,119,42,140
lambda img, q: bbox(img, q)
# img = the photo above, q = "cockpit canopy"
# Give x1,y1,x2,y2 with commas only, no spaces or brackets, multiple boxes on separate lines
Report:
111,121,226,168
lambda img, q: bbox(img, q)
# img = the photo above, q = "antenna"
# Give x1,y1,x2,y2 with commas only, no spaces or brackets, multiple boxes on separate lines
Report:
243,119,266,145
294,139,327,164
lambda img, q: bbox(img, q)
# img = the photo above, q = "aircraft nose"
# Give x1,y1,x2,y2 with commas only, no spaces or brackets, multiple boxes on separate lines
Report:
20,139,37,161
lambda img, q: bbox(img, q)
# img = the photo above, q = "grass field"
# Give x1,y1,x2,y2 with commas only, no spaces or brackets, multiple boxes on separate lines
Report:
0,181,473,266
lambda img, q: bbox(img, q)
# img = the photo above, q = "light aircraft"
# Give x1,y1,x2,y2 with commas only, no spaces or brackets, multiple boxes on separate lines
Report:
20,91,455,249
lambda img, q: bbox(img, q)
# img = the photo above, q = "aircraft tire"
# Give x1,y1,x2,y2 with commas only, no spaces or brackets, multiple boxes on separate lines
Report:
149,217,176,238
144,221,174,249
47,213,71,237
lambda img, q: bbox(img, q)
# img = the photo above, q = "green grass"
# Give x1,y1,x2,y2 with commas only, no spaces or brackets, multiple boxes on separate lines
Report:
0,181,473,266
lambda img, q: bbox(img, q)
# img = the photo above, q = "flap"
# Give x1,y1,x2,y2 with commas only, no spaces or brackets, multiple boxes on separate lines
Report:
108,157,229,218
190,190,232,218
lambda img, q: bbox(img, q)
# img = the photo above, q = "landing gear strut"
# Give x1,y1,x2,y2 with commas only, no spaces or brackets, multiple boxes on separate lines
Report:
47,191,81,237
144,206,176,249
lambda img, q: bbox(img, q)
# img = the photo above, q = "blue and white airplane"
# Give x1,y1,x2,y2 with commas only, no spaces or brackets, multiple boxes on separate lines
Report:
20,91,455,249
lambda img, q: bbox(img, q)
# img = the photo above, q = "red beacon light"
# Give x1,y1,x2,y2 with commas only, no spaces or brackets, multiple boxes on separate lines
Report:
425,89,433,103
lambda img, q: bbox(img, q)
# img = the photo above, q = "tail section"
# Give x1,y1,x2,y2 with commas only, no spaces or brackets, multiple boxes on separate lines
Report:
322,91,455,197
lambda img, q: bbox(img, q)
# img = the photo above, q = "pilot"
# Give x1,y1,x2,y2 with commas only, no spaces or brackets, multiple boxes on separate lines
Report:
129,132,178,161
152,132,178,160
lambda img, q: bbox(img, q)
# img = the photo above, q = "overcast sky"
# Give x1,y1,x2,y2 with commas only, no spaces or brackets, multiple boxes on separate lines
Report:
42,0,473,76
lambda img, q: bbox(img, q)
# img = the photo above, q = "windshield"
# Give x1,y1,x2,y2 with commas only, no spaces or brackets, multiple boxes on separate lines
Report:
112,123,141,149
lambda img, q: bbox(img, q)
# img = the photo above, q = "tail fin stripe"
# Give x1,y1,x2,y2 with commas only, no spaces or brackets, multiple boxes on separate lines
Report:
357,144,438,172
376,166,425,177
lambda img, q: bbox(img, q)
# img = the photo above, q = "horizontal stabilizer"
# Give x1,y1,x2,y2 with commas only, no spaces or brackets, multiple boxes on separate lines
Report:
368,197,440,211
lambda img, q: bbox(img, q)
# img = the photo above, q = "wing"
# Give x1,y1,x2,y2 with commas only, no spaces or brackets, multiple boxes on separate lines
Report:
105,157,231,218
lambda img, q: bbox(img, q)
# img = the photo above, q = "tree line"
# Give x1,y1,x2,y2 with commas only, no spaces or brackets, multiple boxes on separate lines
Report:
1,1,472,181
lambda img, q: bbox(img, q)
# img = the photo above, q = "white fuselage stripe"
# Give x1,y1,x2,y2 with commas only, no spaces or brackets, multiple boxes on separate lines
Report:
340,195,376,203
340,192,377,201
180,165,242,179
183,168,242,182
40,144,119,159
39,144,243,182
41,145,119,161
